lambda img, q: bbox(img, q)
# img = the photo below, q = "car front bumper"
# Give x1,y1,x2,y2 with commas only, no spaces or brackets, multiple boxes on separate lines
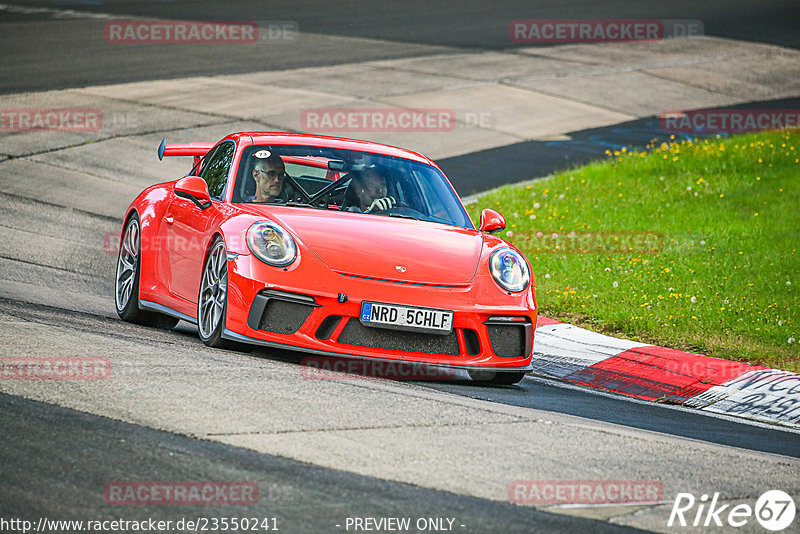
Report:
224,253,537,370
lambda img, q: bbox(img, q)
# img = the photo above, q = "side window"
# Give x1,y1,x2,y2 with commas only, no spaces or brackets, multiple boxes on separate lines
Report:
199,141,235,200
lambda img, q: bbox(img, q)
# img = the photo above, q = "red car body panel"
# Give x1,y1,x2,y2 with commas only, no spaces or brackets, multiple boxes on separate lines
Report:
122,132,537,371
263,207,483,285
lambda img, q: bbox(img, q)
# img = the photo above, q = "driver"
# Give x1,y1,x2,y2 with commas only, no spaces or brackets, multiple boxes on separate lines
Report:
352,168,396,213
251,153,291,203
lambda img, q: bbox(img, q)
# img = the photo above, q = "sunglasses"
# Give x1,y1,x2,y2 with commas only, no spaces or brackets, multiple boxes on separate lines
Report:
255,169,287,180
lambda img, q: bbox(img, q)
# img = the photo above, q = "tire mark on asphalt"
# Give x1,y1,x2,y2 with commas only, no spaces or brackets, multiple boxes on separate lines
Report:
0,190,122,223
0,296,186,348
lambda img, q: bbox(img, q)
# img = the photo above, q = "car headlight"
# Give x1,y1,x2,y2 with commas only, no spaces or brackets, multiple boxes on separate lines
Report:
246,221,297,267
489,247,530,292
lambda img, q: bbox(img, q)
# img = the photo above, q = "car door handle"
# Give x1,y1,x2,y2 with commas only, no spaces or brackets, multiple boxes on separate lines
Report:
165,214,174,224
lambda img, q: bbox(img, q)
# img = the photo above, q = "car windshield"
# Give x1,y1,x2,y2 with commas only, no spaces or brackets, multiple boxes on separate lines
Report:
232,144,473,229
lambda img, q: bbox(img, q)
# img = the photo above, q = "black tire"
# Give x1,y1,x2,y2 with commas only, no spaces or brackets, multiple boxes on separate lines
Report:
115,213,179,329
197,236,250,351
468,369,527,386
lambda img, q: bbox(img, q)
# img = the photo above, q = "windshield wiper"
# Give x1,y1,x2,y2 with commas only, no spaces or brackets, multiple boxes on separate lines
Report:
385,212,421,221
284,200,333,210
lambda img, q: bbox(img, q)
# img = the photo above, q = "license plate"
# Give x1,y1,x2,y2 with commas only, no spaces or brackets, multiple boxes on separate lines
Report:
360,301,454,335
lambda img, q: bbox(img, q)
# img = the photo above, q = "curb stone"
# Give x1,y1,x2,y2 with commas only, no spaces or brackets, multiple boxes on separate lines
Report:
533,316,800,427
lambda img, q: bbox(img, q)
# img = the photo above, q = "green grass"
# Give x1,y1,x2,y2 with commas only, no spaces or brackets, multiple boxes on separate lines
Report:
467,130,800,371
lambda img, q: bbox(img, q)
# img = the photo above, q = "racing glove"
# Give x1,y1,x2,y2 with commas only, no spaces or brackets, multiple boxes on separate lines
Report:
366,196,396,213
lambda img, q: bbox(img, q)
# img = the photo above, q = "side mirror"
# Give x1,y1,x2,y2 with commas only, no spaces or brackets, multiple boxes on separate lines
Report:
175,176,212,209
479,208,506,234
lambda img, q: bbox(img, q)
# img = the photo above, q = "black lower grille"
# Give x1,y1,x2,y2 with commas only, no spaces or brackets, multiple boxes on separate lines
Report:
315,315,342,340
258,299,314,335
487,324,526,357
462,328,481,355
337,318,460,355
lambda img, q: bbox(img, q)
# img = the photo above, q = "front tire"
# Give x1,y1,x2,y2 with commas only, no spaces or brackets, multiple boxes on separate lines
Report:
115,213,179,329
197,237,249,351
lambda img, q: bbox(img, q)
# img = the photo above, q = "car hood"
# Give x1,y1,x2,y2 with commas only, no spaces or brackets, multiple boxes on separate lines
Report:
241,206,483,285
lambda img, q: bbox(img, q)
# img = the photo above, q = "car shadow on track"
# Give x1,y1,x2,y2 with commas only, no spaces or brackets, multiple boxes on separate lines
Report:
421,375,800,458
172,321,800,459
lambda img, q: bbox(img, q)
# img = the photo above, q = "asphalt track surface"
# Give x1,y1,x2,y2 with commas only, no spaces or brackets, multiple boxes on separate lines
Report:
4,1,800,195
443,96,800,194
2,2,800,532
423,376,800,458
0,392,643,533
2,0,798,95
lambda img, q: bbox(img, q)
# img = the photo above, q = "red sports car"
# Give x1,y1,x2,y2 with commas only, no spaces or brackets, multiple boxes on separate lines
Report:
114,132,536,384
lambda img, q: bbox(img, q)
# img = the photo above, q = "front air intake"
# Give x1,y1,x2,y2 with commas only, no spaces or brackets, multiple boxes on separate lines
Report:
248,290,319,335
484,316,533,358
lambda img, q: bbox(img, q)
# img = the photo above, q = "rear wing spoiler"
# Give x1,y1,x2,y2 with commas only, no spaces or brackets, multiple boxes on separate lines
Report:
158,138,215,167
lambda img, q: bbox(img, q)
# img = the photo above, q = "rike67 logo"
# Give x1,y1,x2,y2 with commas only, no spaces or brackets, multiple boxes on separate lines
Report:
668,490,795,531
